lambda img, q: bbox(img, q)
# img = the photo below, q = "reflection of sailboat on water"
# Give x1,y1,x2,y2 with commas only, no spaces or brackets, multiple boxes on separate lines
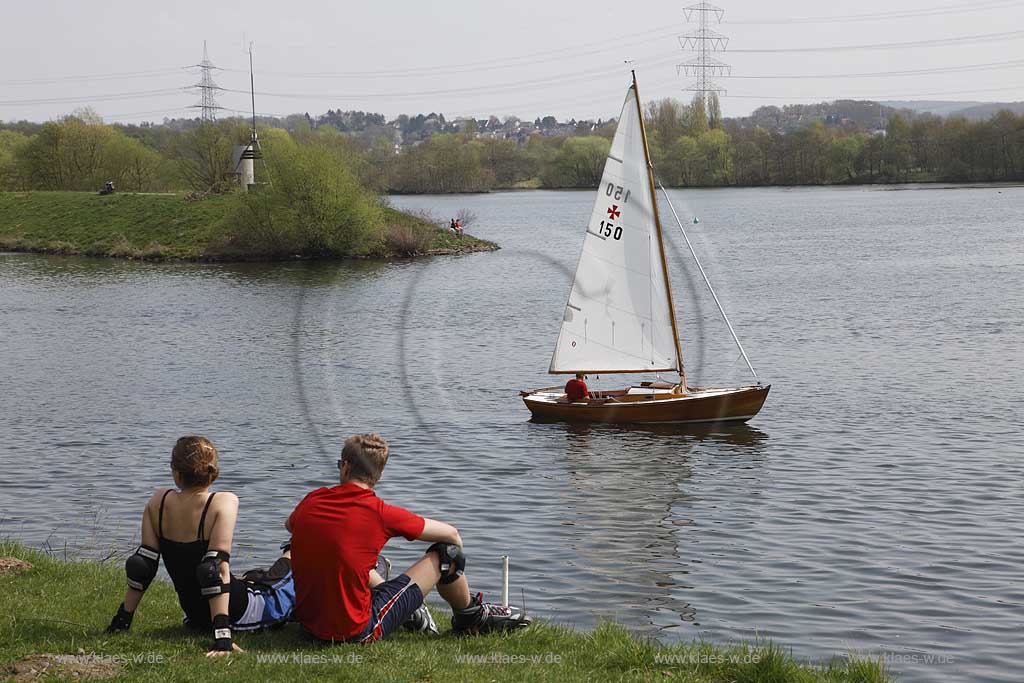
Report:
522,73,769,424
554,421,768,634
560,421,769,449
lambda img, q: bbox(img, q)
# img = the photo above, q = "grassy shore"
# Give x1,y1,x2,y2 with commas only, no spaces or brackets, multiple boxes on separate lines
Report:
0,541,890,683
0,192,497,261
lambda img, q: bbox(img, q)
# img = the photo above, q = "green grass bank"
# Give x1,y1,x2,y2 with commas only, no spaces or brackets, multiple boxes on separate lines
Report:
0,192,496,261
0,541,891,683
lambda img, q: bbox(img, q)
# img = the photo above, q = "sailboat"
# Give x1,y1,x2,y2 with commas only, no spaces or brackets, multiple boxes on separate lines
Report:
521,72,770,424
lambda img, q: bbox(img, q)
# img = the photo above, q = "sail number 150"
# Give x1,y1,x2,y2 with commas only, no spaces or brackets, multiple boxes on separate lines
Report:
599,220,623,240
606,183,631,203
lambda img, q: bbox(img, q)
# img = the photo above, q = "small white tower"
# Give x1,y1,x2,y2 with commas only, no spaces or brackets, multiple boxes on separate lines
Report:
238,136,258,190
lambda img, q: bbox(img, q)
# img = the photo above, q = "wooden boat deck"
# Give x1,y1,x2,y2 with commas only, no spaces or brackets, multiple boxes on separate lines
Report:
522,384,770,424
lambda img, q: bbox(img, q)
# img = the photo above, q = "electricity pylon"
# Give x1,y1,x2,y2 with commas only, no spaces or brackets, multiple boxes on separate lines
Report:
678,2,731,98
191,41,223,122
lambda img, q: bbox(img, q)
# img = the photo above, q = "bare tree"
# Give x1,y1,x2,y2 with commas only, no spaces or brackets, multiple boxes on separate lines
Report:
456,208,478,227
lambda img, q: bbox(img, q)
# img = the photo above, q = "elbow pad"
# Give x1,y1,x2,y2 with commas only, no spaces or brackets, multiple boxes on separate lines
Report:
196,550,231,598
427,542,466,585
125,545,160,592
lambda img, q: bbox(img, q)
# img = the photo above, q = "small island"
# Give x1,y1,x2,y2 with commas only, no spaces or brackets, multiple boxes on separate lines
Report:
0,119,496,262
0,191,496,261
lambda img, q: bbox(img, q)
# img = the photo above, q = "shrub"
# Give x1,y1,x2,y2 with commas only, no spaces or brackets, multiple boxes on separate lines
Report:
455,208,478,227
384,222,435,256
219,130,385,258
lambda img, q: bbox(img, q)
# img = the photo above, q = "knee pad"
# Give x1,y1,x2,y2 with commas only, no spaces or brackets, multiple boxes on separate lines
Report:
427,542,466,585
125,545,160,592
196,550,231,598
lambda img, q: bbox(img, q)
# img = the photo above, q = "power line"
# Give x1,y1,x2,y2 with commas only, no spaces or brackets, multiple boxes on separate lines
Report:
213,46,1024,104
6,24,1024,122
7,56,1017,114
101,107,196,122
729,58,1024,80
3,1,1020,89
210,27,1024,90
0,68,186,87
0,88,185,107
243,0,1018,77
3,21,1021,96
726,85,1024,101
730,29,1024,53
731,0,1022,25
216,59,652,101
9,28,1020,109
216,27,686,80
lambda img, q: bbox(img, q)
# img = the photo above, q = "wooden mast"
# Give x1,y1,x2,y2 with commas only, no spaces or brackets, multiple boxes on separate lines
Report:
631,70,687,391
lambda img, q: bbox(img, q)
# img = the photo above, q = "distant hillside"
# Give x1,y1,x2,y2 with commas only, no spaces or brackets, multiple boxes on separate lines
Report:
725,99,1024,132
880,100,1024,120
726,100,909,133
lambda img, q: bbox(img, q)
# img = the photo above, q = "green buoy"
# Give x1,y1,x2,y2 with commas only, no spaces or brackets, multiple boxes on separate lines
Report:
693,216,700,224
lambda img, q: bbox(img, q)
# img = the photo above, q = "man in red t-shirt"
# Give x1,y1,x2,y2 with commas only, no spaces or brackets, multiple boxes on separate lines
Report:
288,433,530,642
565,373,588,402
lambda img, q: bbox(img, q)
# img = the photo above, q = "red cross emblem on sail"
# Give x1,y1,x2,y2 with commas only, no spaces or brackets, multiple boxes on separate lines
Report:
607,205,621,220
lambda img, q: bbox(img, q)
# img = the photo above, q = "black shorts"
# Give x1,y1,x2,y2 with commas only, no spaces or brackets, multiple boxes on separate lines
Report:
353,574,424,643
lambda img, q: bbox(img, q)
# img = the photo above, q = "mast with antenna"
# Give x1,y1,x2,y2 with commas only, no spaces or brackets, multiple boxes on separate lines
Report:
241,42,270,188
249,43,258,139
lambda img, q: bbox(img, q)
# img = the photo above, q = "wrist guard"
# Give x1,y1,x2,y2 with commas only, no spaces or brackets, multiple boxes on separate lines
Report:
105,602,134,633
211,613,232,652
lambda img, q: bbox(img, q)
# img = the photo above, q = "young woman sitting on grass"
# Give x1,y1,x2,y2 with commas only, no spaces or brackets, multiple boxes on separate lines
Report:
106,435,295,656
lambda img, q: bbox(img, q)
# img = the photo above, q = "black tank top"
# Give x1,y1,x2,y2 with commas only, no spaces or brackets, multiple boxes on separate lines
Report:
158,491,246,628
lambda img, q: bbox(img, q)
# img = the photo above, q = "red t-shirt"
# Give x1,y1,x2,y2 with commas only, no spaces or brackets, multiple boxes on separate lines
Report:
288,483,425,640
565,378,588,401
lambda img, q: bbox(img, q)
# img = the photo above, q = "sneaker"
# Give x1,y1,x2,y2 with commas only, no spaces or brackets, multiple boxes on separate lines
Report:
451,592,532,635
376,555,392,581
403,603,439,635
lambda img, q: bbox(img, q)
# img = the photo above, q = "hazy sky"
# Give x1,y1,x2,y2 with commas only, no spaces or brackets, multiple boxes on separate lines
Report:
3,0,1024,124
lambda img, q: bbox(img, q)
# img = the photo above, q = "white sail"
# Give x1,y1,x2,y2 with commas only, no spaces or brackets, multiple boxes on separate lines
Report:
549,84,680,374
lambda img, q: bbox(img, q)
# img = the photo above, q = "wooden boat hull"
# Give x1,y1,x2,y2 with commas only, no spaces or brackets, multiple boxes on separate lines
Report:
522,384,770,425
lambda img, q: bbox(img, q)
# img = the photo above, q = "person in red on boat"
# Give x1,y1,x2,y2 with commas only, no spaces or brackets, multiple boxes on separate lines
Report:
287,433,530,643
565,373,589,401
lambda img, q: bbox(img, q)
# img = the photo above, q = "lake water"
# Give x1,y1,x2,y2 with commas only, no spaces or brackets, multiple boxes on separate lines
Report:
1,185,1022,682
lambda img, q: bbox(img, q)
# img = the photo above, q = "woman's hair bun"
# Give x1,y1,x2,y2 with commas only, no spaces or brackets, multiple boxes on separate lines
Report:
171,436,220,488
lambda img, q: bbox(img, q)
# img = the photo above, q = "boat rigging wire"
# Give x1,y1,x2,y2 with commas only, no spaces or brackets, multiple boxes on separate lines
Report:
656,178,759,382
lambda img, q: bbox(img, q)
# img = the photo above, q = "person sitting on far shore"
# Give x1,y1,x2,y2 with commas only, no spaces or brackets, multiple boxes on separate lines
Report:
454,219,463,237
287,433,531,643
449,218,457,233
106,436,295,656
565,373,588,402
